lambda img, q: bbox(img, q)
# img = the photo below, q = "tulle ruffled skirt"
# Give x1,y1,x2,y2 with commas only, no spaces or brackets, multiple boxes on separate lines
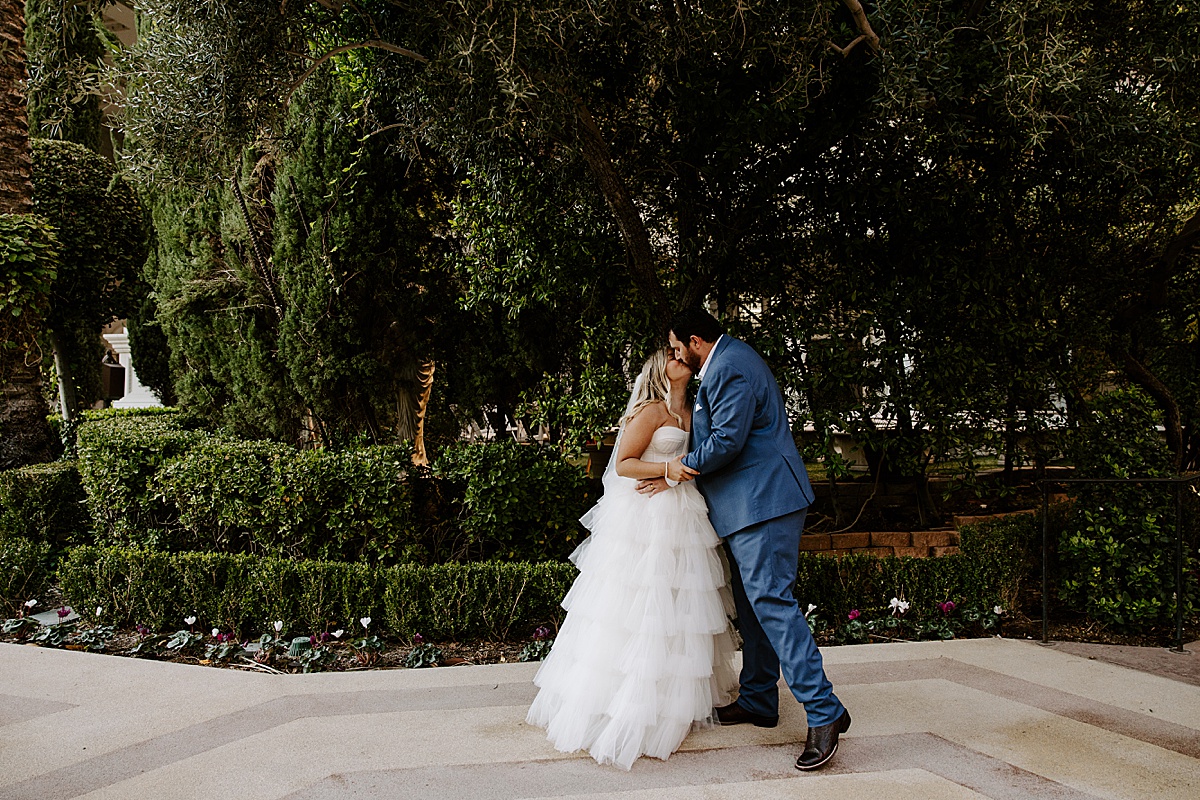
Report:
526,479,737,770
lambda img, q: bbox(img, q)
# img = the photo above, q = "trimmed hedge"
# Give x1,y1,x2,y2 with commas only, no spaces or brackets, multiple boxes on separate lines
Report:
0,460,90,546
76,414,205,548
60,546,577,640
153,438,418,563
72,415,591,564
1,537,53,613
57,513,1033,643
793,514,1035,622
433,440,592,561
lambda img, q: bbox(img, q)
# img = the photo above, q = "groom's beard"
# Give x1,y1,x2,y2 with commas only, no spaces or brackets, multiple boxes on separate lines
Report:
682,351,702,373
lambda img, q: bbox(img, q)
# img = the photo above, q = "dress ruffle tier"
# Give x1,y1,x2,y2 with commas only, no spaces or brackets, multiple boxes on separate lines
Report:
526,427,737,770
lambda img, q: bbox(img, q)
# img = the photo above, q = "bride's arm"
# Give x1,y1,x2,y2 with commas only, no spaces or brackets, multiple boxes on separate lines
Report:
613,404,675,480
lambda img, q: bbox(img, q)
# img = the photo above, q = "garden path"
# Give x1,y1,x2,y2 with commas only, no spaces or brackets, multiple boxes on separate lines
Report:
1,638,1197,800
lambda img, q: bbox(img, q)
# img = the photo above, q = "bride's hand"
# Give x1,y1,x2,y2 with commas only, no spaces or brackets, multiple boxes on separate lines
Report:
636,477,669,496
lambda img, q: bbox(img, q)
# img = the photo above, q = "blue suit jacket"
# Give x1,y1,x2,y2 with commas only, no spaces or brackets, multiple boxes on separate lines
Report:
681,336,815,537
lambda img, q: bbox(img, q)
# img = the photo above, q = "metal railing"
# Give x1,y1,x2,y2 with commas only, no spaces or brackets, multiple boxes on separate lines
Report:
1038,475,1198,653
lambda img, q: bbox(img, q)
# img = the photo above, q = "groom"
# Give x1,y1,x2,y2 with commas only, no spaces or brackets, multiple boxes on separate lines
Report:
640,307,851,771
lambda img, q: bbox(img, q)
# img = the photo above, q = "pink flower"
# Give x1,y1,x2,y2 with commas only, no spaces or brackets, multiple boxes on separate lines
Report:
413,633,425,645
847,609,861,621
56,607,71,620
938,600,956,616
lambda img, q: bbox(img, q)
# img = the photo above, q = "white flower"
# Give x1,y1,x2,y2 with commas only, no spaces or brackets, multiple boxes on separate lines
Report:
184,615,197,626
332,629,345,639
889,597,910,615
806,603,817,615
360,617,372,629
993,605,1004,615
212,628,220,638
24,599,37,608
96,606,103,617
273,620,284,633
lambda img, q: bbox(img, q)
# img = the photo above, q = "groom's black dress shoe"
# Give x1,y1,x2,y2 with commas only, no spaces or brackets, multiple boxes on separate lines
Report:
714,702,778,728
795,709,851,771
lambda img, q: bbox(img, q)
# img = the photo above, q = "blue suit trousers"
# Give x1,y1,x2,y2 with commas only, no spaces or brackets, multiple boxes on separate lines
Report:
724,509,844,727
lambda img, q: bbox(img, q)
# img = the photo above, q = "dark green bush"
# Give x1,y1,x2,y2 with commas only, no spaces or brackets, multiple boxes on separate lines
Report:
0,461,90,546
59,545,575,640
433,441,593,561
153,439,419,563
1,537,53,613
76,414,206,548
1058,388,1197,630
794,513,1039,623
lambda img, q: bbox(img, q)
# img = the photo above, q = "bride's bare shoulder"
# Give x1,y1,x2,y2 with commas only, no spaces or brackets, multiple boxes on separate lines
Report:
627,400,669,422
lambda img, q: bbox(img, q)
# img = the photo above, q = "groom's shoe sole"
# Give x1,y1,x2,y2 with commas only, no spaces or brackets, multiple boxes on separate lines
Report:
715,702,778,728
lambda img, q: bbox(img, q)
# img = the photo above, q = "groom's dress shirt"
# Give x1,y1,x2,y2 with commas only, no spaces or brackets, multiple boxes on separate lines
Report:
697,335,725,382
682,336,815,537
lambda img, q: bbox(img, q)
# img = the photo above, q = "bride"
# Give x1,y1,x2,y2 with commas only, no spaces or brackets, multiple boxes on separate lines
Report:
526,348,737,770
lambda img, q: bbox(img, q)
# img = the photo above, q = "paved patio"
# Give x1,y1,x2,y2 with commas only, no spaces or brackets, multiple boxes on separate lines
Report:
1,637,1197,799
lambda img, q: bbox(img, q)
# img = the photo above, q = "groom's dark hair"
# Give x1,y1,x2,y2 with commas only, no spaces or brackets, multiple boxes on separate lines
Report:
669,308,724,343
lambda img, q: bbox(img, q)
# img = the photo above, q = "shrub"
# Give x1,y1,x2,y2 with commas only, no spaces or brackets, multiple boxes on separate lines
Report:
59,546,576,640
76,415,206,548
793,513,1039,624
1,537,53,614
434,441,592,561
0,461,90,547
152,439,420,563
1058,388,1197,630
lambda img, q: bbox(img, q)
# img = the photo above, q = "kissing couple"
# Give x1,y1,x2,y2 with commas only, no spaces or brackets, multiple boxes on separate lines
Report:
527,308,851,771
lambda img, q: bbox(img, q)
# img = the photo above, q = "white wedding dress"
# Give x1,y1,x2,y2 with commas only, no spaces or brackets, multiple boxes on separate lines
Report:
526,425,737,770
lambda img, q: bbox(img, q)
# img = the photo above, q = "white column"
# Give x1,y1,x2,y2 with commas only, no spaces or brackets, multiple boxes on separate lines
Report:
102,332,163,408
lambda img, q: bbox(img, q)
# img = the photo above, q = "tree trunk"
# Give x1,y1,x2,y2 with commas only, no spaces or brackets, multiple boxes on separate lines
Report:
0,361,58,468
0,0,56,468
411,360,435,467
0,0,34,214
573,99,671,324
47,327,78,421
1116,348,1184,470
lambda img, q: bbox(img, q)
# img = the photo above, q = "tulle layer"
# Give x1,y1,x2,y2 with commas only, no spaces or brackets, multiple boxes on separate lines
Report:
527,477,737,770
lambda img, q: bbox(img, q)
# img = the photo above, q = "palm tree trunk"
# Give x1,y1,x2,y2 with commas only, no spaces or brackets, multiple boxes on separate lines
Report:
0,0,33,214
0,0,57,467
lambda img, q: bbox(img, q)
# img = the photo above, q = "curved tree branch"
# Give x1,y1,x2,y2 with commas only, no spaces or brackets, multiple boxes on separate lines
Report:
285,39,428,102
572,98,671,324
1115,348,1184,469
841,0,881,53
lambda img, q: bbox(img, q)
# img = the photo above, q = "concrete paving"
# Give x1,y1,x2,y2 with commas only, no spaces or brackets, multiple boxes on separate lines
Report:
2,637,1198,799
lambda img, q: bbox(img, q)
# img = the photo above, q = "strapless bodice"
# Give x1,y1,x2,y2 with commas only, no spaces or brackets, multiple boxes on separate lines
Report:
640,426,689,462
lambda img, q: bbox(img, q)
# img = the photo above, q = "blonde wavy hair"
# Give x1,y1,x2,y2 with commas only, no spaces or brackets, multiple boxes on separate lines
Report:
622,349,685,428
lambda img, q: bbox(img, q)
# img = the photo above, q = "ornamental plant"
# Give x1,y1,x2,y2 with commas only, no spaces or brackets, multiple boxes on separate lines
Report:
518,625,555,662
404,633,442,668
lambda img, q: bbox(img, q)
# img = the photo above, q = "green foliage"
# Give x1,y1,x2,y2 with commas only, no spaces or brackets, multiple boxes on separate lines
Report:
59,546,577,640
126,286,175,405
75,414,206,547
72,415,593,564
433,441,591,561
0,537,54,614
0,460,91,548
25,0,105,149
404,642,442,668
793,513,1037,625
30,138,147,330
153,438,419,563
30,138,149,416
1058,388,1197,629
0,213,59,375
